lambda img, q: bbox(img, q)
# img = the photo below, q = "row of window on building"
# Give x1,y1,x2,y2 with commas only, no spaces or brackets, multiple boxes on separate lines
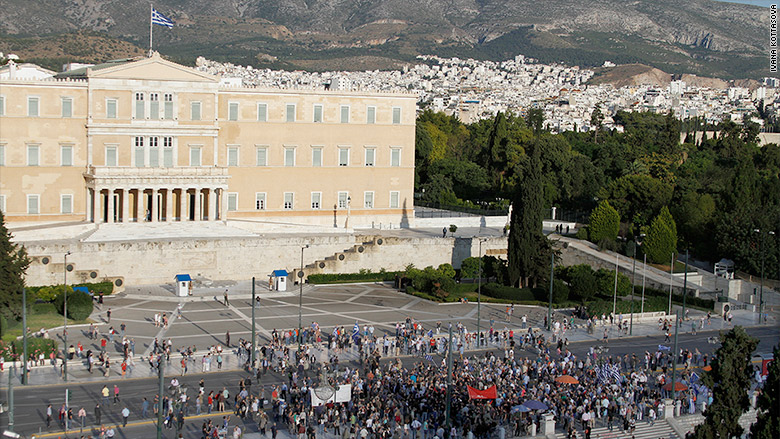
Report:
0,94,403,124
0,141,403,168
0,190,402,216
228,190,400,211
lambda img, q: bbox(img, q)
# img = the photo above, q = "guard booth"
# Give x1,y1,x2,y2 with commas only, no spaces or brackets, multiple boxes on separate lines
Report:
175,274,192,297
271,270,288,292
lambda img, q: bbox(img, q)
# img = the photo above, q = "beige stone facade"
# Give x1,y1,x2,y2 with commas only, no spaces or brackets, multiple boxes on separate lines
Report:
0,53,416,228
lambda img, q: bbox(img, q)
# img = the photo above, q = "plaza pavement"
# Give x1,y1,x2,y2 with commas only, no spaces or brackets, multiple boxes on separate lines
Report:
4,282,769,386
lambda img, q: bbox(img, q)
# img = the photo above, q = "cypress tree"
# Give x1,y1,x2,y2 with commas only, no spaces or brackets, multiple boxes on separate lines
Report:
0,210,31,323
508,143,544,287
588,200,620,243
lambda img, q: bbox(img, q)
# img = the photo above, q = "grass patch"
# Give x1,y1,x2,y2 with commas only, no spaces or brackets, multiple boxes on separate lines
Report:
407,283,576,308
2,304,92,342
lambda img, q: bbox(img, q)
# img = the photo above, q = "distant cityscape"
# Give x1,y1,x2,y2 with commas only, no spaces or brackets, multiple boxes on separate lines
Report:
197,55,776,134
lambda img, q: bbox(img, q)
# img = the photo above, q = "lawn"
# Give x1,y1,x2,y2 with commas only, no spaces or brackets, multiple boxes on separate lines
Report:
2,303,92,342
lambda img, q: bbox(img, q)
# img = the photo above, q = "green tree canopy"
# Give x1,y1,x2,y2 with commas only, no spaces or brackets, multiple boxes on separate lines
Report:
588,200,620,243
691,326,758,439
751,344,780,438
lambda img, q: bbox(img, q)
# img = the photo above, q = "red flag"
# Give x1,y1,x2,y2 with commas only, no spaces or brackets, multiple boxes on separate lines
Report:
467,385,497,400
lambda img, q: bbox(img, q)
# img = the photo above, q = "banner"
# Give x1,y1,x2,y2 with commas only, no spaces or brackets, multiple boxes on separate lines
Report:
310,384,352,406
467,385,497,400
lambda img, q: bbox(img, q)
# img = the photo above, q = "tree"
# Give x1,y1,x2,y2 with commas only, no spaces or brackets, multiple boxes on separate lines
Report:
590,106,603,143
751,344,780,438
644,206,678,264
588,200,620,243
0,210,30,322
690,326,759,439
508,144,546,287
568,265,598,302
460,257,481,279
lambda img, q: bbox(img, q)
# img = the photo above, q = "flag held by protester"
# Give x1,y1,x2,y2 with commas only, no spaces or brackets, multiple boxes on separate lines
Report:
467,385,497,400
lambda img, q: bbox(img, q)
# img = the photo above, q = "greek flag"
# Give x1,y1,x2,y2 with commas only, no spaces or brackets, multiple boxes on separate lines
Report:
425,355,433,363
152,8,174,28
351,322,360,341
690,372,699,384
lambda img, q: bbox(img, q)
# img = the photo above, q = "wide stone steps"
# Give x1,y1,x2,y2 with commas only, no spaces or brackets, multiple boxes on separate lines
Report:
304,237,383,274
555,420,678,439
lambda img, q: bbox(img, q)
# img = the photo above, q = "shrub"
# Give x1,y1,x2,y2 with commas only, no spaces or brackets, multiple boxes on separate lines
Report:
595,268,631,296
568,265,598,302
307,271,400,284
0,338,58,360
12,337,58,359
34,285,72,302
481,283,546,302
437,263,456,279
53,290,94,321
449,224,458,233
589,200,620,243
575,227,589,240
551,279,570,303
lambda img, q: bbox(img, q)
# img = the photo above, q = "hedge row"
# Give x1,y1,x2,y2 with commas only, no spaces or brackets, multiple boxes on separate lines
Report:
586,296,668,317
307,271,401,284
26,281,114,299
641,286,715,309
0,338,58,361
481,283,547,302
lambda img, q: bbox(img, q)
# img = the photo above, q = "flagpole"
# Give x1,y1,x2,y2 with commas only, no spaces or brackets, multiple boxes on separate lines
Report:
149,4,153,57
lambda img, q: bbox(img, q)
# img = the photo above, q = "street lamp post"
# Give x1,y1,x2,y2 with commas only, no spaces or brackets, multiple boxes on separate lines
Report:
630,234,644,335
22,289,28,385
251,276,256,373
641,254,647,314
668,252,675,315
612,253,619,317
548,249,554,332
477,238,484,347
299,244,309,344
754,229,775,324
63,250,71,382
682,249,689,326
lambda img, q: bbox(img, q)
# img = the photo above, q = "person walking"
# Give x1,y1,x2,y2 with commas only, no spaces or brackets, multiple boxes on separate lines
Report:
46,404,53,428
142,397,149,418
106,308,112,323
94,403,102,425
226,331,231,347
101,385,110,405
121,406,130,427
78,407,87,431
113,384,120,404
224,290,230,306
442,227,447,238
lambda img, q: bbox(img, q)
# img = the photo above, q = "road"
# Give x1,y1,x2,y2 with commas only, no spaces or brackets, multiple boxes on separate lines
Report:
1,325,776,439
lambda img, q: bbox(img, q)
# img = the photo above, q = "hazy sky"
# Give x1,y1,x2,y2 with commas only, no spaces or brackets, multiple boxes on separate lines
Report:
715,0,774,7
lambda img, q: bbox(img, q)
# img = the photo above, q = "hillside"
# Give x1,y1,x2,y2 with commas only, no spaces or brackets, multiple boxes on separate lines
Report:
0,0,769,79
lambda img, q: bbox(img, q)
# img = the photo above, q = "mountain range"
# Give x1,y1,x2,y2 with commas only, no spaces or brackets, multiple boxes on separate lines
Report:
0,0,770,79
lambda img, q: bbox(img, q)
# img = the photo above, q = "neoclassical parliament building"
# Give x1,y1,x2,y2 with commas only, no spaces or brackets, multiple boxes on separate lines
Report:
0,53,416,229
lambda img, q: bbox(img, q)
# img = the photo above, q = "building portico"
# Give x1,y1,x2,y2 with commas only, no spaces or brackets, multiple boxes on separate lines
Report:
85,166,229,223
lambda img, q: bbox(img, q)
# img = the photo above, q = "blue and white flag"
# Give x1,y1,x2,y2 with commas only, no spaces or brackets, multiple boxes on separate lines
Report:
425,354,434,363
351,322,360,341
658,345,671,351
152,8,174,28
690,371,699,384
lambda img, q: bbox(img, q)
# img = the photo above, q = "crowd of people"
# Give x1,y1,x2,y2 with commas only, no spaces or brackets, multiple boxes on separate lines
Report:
29,304,757,439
